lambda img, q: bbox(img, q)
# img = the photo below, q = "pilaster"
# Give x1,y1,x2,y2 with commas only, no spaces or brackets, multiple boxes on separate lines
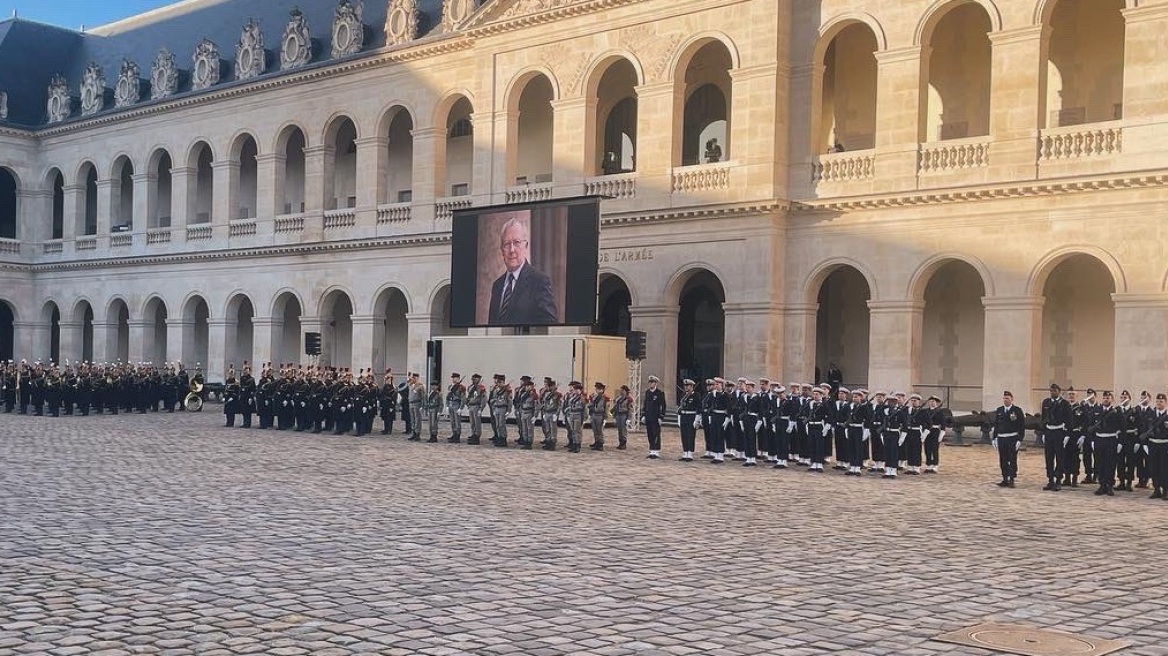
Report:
867,300,924,393
873,46,925,192
629,304,678,401
1112,294,1168,397
982,296,1043,411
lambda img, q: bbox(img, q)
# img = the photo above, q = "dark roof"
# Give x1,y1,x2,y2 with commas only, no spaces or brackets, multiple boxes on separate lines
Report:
0,0,445,128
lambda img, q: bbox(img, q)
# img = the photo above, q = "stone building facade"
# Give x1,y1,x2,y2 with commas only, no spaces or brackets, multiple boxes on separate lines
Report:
0,0,1165,410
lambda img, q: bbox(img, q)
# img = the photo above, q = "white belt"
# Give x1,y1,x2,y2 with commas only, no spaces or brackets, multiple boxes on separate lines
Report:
679,411,698,415
807,421,824,426
997,432,1019,438
1097,432,1118,438
1045,424,1065,430
1150,439,1168,444
848,423,865,428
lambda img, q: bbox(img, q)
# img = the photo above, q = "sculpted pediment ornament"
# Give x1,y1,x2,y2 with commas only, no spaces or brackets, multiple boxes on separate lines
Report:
464,0,585,27
47,75,71,123
191,38,222,90
281,8,313,69
151,48,180,100
441,0,480,31
114,60,142,108
331,0,365,58
384,0,420,46
80,62,106,116
236,19,267,80
0,91,8,121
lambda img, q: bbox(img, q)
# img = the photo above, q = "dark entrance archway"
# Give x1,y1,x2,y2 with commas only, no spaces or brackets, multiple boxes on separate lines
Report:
676,270,725,389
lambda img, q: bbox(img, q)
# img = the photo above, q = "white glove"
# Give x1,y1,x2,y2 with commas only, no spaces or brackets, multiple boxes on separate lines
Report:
1117,443,1123,454
625,419,633,429
992,438,998,450
787,421,796,434
1143,444,1150,455
862,428,870,442
1077,436,1085,448
722,418,731,429
938,432,945,443
1063,436,1070,448
693,417,702,429
1014,440,1021,452
677,416,682,427
898,432,906,447
755,420,763,432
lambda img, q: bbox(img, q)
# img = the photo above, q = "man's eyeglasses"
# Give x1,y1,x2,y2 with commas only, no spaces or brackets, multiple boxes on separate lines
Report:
501,239,528,251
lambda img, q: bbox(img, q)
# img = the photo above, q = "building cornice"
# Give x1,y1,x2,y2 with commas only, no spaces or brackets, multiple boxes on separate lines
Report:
791,171,1168,214
11,233,452,274
601,200,789,226
464,0,642,37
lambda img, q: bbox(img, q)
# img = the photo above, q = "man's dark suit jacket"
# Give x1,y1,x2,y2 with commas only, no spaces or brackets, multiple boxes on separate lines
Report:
487,262,558,325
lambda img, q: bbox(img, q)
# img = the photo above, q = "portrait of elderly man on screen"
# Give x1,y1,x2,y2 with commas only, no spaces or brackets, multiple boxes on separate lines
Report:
487,217,558,325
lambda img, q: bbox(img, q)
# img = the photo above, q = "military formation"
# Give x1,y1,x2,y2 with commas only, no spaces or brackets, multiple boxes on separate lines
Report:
1,360,205,415
994,384,1168,500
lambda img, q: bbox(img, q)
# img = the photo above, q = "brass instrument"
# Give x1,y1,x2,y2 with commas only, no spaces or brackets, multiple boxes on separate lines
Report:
190,380,204,393
184,390,204,412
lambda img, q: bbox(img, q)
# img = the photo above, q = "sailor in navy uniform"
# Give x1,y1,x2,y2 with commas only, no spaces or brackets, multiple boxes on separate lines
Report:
677,379,701,462
1040,383,1072,491
992,390,1026,488
641,375,667,459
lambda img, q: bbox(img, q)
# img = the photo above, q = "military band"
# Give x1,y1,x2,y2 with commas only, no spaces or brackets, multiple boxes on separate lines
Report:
6,358,1167,502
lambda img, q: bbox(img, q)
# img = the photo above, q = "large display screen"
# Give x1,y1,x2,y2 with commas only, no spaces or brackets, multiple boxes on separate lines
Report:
450,197,600,328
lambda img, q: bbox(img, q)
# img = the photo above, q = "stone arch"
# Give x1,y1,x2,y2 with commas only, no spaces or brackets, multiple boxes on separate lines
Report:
230,132,260,220
377,104,416,205
504,66,562,112
907,253,996,300
109,155,135,231
43,167,66,240
0,166,19,240
141,295,169,365
106,297,131,363
1027,246,1127,296
675,38,735,166
71,298,96,363
187,141,214,224
507,71,557,185
814,13,889,64
435,94,476,197
599,267,641,306
669,32,742,84
39,300,61,363
320,287,355,367
920,0,995,141
587,54,643,176
803,257,880,304
376,102,417,135
181,293,211,372
0,297,15,362
811,263,872,387
1036,252,1118,391
371,284,411,375
582,51,647,99
665,261,731,306
428,281,466,338
814,19,881,152
914,0,1003,46
1040,0,1127,127
271,289,303,365
431,90,477,133
1034,0,1138,25
672,267,727,388
596,272,634,337
145,147,174,228
274,124,308,215
225,292,255,369
323,114,359,211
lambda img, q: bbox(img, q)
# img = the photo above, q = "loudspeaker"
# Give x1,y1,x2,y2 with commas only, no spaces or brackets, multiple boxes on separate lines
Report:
625,330,646,361
304,332,322,356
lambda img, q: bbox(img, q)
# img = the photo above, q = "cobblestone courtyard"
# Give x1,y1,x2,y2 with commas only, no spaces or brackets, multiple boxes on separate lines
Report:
2,411,1167,656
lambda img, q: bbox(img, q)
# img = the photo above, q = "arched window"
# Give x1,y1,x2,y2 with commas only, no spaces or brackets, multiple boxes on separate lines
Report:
922,2,993,141
1044,0,1125,127
591,59,639,175
679,41,734,165
818,24,878,151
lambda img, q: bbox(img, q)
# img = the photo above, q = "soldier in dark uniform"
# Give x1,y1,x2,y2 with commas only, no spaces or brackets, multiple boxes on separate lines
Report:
425,381,443,442
700,379,715,458
843,389,870,476
801,386,829,472
257,367,275,429
446,373,467,444
726,379,745,460
677,379,700,462
904,393,928,475
707,377,729,464
1090,390,1123,496
1117,390,1140,491
465,373,486,445
398,379,412,435
1040,383,1072,491
239,364,256,429
881,392,908,479
641,375,667,459
924,395,949,473
223,367,240,427
379,369,398,435
741,380,763,467
992,390,1025,488
828,387,850,470
1141,393,1168,500
1136,391,1154,489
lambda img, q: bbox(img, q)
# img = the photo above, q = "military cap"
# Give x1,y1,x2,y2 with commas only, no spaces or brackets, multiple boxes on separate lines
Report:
569,380,582,388
594,381,606,389
451,372,461,378
759,377,770,384
714,377,724,383
838,387,850,395
620,385,630,392
544,376,554,383
683,379,695,386
648,375,660,383
927,395,942,403
1049,383,1061,391
909,393,922,401
1158,393,1167,401
775,385,786,393
493,373,504,380
471,373,482,379
521,375,532,383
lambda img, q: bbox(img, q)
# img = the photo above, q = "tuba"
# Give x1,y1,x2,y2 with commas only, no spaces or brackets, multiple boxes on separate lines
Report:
190,379,204,393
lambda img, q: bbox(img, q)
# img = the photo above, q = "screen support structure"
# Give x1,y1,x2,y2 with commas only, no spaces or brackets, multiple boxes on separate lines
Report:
627,357,642,433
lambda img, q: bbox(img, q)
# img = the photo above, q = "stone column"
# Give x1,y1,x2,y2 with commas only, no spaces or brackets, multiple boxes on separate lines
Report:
470,111,494,203
207,318,233,383
303,146,328,213
19,189,52,243
782,304,819,384
629,304,678,399
1112,294,1168,395
987,27,1044,181
213,160,240,223
350,314,378,373
873,46,925,192
13,322,38,363
405,312,432,377
1120,5,1168,168
96,178,115,237
355,135,387,216
91,322,113,364
491,110,517,203
982,296,1043,411
410,127,443,223
128,319,150,365
166,319,191,366
867,300,923,393
169,166,193,228
255,154,283,220
132,172,153,232
251,317,280,368
62,183,84,240
729,64,782,196
551,97,592,192
633,82,678,207
722,302,784,381
58,321,83,363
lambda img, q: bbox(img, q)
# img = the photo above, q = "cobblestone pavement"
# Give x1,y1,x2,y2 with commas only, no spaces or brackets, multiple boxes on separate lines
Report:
2,410,1167,656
